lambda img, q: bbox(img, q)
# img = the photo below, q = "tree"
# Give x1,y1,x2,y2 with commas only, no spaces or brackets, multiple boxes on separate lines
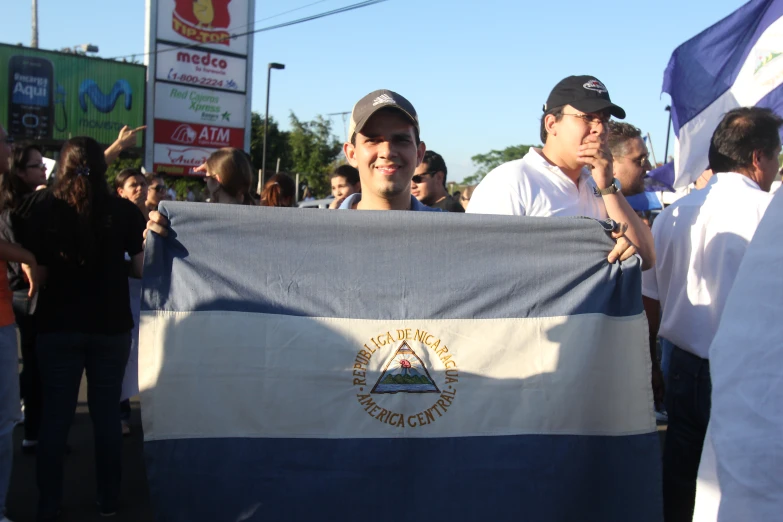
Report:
249,112,292,184
288,112,342,198
464,144,539,185
105,151,142,188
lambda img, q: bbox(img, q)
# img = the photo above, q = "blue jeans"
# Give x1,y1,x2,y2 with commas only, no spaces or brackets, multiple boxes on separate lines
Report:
0,324,20,517
660,337,674,384
662,346,711,522
14,291,40,443
35,331,130,518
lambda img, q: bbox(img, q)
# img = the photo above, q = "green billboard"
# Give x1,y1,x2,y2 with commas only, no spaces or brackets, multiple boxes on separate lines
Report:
0,43,146,147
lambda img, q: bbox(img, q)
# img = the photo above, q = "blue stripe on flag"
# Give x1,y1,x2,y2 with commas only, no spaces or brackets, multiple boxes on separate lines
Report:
142,203,642,319
145,434,663,522
662,0,783,132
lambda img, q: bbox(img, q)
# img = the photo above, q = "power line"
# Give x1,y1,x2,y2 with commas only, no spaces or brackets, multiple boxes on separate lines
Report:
109,0,387,61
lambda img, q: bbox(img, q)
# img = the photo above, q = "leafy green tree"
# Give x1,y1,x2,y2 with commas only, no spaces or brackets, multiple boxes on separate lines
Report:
464,144,539,185
105,151,142,188
288,112,342,198
249,112,292,188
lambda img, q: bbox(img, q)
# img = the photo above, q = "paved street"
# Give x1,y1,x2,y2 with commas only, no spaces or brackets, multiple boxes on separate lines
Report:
7,373,152,522
7,371,667,522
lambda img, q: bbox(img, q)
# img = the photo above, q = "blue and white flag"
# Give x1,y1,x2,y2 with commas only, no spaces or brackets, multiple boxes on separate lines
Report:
140,203,662,522
663,0,783,188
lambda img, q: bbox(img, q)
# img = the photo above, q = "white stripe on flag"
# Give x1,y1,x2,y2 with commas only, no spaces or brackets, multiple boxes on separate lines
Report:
139,310,655,441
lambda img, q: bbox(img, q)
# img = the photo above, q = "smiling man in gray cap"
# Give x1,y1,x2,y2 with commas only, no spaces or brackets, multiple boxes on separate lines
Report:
339,89,440,212
467,75,654,270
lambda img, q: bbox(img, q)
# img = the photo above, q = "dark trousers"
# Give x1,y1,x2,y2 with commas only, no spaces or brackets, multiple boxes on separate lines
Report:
35,331,130,519
662,346,711,522
13,291,41,442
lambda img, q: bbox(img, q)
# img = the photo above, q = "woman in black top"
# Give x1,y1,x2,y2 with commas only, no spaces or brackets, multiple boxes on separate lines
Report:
0,143,46,454
20,137,145,519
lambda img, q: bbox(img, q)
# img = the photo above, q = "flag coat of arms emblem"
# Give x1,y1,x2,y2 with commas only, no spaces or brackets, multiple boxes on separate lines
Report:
140,203,662,521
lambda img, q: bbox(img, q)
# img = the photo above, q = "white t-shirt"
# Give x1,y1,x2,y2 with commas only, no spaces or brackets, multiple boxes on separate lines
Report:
466,149,608,219
641,173,772,359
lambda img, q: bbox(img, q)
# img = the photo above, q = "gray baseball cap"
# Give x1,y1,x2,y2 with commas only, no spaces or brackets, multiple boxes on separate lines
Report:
348,89,419,142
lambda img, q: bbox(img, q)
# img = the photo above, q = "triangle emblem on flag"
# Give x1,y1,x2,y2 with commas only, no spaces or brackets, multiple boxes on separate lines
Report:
371,341,440,394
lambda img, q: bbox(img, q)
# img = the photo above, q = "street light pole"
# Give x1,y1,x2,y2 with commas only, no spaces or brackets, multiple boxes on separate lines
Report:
261,62,285,189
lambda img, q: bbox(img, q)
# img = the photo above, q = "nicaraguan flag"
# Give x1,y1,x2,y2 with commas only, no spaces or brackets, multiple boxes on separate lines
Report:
140,203,662,522
663,0,783,188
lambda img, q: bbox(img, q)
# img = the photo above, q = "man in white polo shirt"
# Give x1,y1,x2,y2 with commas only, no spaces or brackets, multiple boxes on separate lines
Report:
467,75,654,269
642,107,782,522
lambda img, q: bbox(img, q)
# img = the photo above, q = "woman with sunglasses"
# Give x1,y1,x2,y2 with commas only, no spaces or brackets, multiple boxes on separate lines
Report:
0,143,49,457
145,173,169,213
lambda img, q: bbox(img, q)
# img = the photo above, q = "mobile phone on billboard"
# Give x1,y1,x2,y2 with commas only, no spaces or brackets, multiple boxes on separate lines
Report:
7,55,55,140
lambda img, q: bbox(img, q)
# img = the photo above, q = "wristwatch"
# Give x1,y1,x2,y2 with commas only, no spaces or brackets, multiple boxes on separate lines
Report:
594,178,621,196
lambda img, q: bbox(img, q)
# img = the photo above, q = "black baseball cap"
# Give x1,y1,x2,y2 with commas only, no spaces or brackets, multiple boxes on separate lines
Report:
543,75,626,119
349,89,419,142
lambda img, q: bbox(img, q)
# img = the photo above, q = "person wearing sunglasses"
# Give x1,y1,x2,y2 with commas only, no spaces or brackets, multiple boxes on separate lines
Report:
467,75,654,271
0,142,50,460
607,121,652,197
145,173,169,213
411,151,464,212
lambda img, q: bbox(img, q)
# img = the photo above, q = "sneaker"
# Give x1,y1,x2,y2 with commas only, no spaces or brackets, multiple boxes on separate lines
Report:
22,442,72,456
21,439,38,455
121,420,131,437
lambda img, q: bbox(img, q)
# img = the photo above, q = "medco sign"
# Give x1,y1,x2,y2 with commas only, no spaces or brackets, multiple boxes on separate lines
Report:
155,43,247,92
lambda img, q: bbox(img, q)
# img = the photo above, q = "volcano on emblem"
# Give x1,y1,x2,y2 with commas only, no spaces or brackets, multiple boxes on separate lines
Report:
371,341,440,394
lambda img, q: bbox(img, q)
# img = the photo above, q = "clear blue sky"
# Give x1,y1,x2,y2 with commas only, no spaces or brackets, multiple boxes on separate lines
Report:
5,0,747,182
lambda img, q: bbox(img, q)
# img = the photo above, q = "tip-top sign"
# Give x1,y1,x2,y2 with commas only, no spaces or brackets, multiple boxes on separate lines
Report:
172,0,232,46
157,0,249,54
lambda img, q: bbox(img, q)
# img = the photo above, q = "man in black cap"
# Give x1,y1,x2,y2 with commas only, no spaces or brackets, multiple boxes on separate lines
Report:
467,75,654,269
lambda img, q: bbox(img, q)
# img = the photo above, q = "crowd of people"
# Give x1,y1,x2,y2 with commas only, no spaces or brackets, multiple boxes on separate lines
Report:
0,73,781,521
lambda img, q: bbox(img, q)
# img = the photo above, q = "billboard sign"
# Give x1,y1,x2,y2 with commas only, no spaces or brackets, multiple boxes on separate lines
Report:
154,119,244,148
146,0,255,176
154,83,246,128
0,44,145,145
155,43,247,92
156,0,249,54
153,142,216,176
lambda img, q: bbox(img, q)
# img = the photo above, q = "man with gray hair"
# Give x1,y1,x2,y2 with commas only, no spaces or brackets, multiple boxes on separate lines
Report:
607,121,651,197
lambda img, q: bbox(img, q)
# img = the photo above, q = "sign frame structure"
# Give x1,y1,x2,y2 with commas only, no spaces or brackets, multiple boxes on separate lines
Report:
145,0,255,177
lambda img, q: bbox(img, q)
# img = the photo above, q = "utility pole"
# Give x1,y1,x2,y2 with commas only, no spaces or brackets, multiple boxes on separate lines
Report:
31,0,39,48
328,112,351,143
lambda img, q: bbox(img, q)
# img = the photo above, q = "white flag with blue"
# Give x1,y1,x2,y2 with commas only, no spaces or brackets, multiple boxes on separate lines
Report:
663,0,783,188
140,202,661,522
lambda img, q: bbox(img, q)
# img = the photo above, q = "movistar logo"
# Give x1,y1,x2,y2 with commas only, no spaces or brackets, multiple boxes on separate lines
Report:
78,79,133,113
